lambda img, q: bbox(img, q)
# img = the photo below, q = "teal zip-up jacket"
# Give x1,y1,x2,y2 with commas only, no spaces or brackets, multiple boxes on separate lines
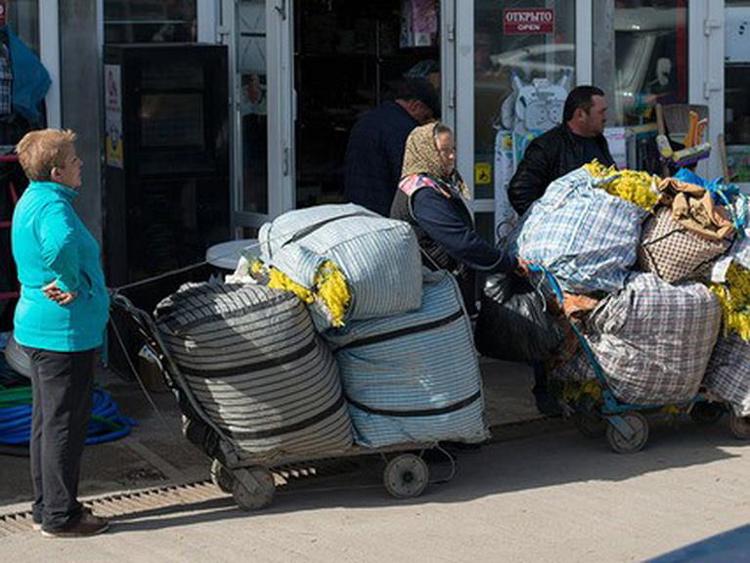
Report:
11,181,109,352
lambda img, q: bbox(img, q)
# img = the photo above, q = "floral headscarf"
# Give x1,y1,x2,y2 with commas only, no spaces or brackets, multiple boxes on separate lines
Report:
401,123,468,197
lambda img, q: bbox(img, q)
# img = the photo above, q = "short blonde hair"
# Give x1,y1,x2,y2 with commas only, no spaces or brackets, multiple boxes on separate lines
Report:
16,129,77,182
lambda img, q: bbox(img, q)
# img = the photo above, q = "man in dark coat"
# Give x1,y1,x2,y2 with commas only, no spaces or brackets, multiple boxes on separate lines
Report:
508,85,615,217
344,78,439,216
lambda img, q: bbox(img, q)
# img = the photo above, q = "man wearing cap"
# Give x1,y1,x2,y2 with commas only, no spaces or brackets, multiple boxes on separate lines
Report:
344,78,439,216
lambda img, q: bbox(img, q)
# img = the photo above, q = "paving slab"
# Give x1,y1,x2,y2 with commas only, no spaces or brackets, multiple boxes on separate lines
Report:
0,357,542,513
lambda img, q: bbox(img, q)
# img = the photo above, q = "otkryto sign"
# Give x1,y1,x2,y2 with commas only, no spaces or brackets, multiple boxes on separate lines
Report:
503,8,554,35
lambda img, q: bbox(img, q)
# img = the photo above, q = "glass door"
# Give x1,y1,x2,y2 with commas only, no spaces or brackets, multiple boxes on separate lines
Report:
222,0,294,232
457,0,580,241
292,0,445,210
688,0,726,180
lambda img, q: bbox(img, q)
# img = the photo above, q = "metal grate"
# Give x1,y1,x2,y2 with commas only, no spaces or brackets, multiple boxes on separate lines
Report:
0,480,223,538
0,459,362,537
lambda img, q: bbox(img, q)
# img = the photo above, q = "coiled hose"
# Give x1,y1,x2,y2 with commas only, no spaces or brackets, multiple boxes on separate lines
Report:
0,386,136,446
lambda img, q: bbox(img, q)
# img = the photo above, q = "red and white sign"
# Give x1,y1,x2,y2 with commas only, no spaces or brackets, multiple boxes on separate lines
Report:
503,8,555,35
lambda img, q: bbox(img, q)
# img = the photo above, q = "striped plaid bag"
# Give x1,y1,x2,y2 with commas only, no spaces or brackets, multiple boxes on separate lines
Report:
259,204,423,330
704,334,750,417
553,273,721,405
511,167,648,294
324,271,488,448
638,206,732,284
155,282,353,464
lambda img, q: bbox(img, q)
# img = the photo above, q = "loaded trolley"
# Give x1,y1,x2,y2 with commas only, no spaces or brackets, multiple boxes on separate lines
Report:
110,292,457,510
531,265,750,454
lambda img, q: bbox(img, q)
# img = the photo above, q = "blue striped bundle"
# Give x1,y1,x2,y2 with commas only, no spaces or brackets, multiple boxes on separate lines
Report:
324,271,488,448
512,167,648,294
258,204,423,330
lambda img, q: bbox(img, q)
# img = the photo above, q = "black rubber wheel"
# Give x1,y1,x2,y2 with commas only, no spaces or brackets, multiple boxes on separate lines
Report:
606,412,649,454
383,454,429,499
729,414,750,440
210,459,234,494
231,467,275,511
572,411,607,439
690,402,725,425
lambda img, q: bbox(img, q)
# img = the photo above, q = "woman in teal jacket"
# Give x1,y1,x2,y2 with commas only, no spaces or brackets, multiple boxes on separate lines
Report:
11,129,110,537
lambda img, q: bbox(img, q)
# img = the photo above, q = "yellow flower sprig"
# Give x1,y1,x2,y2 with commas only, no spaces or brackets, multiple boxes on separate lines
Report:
251,259,351,327
584,159,660,211
314,261,351,327
711,262,750,341
562,378,603,404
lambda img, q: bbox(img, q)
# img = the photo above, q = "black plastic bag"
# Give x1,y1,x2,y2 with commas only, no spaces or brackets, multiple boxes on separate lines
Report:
474,273,565,363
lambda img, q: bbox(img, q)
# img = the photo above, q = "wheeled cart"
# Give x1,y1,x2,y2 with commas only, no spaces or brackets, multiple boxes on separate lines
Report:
530,265,750,454
111,293,454,510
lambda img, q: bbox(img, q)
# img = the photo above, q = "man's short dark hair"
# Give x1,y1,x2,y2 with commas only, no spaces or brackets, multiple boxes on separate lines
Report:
395,78,440,118
563,86,605,123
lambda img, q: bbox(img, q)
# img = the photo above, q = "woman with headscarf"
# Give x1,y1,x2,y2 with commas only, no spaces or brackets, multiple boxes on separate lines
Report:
390,122,523,310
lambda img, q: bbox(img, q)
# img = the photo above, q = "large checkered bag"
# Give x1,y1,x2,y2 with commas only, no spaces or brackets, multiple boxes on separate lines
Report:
638,206,732,284
259,204,423,329
511,167,648,294
554,273,721,405
703,335,750,417
323,271,488,448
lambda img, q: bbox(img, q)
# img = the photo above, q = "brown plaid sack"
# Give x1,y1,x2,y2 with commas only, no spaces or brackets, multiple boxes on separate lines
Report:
552,273,721,405
638,206,732,284
703,334,750,417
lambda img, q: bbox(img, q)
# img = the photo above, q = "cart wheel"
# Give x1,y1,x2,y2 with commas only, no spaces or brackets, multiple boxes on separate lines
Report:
231,467,275,511
690,402,725,425
573,411,607,439
606,412,649,454
729,414,750,440
210,459,234,494
383,454,429,499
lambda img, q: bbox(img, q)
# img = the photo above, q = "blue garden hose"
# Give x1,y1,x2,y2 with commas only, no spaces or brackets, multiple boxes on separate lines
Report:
0,386,136,446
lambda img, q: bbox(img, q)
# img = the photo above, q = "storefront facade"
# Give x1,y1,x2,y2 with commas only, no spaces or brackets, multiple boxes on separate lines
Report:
13,0,750,248
209,0,749,243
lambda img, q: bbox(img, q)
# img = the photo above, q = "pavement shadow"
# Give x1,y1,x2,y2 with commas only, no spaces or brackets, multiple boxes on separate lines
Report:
103,417,745,533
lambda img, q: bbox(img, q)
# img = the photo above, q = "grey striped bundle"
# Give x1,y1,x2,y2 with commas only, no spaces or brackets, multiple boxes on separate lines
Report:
154,282,353,464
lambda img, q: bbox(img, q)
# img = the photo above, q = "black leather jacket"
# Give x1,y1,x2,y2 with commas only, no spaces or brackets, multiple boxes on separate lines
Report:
508,124,615,217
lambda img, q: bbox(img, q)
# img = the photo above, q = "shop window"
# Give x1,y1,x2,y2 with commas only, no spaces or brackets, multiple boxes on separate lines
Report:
474,0,576,205
725,1,750,186
593,0,688,127
7,0,38,54
104,0,197,44
294,0,440,208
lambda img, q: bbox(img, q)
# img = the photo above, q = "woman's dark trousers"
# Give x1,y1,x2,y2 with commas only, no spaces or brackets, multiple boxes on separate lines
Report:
23,346,95,530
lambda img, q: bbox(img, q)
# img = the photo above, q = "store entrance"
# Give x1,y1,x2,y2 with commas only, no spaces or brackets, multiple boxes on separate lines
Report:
293,0,441,209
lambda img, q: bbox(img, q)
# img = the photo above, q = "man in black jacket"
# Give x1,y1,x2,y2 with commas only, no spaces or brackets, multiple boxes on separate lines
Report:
344,78,439,216
508,86,615,217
